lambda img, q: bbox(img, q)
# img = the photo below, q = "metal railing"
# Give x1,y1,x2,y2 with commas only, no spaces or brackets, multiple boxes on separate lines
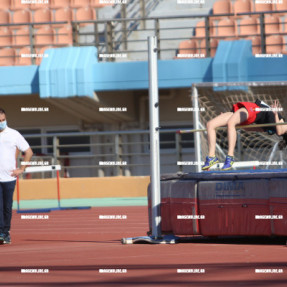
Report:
18,129,195,178
71,10,287,61
0,21,70,65
0,9,286,64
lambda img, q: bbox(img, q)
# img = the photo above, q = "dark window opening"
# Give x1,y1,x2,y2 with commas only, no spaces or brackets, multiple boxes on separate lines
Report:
18,129,42,154
47,130,90,154
148,126,194,149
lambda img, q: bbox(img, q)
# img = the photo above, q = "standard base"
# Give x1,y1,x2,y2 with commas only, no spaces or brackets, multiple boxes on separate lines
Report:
17,209,51,213
121,235,179,244
17,206,91,213
49,206,91,211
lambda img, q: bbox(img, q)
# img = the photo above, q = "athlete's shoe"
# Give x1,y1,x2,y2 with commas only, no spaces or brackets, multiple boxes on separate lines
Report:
0,233,4,245
202,156,219,170
3,233,11,244
222,155,235,171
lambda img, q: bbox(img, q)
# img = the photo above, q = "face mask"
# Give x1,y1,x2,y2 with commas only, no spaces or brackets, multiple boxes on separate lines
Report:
0,120,7,131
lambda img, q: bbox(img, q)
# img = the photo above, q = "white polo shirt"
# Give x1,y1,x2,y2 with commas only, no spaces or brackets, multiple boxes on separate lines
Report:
0,127,30,182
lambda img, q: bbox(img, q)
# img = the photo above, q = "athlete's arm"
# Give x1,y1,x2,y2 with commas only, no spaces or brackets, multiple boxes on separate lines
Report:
272,100,287,135
274,116,287,135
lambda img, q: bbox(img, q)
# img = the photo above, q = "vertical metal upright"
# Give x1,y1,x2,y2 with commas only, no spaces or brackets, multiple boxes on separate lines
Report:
121,36,178,244
192,85,202,173
148,36,161,239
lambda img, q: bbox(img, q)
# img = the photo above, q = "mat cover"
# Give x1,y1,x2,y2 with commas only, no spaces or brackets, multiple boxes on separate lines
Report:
148,169,287,236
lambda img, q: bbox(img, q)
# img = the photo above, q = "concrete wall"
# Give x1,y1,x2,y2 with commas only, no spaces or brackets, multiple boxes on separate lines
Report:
1,94,78,129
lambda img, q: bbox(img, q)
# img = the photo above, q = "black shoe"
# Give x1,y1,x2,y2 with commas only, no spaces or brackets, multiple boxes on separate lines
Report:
0,234,4,245
3,233,11,244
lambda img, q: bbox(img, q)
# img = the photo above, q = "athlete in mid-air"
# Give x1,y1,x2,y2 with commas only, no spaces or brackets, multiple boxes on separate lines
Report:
202,100,287,171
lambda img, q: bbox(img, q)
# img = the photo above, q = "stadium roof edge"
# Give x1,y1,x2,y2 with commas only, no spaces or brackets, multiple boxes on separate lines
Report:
0,41,286,97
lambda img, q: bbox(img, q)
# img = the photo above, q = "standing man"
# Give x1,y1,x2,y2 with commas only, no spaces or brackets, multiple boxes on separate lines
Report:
0,108,33,244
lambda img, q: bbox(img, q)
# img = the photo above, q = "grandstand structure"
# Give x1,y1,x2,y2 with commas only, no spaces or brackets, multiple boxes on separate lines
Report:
0,0,162,65
0,0,287,178
0,0,286,64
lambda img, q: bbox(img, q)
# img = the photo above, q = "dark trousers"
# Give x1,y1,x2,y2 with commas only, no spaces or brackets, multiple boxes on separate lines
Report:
0,180,16,235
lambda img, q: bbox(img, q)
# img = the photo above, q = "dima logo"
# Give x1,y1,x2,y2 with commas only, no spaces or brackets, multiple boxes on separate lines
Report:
215,182,244,191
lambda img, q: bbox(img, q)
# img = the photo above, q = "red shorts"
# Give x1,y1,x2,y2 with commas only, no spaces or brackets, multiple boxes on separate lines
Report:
232,102,260,125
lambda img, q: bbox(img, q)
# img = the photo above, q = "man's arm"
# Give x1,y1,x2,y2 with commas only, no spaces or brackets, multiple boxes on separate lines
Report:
11,148,33,177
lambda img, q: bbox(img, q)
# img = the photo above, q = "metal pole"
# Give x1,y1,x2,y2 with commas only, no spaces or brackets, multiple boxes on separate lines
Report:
259,14,266,54
204,16,210,58
140,0,146,29
56,170,61,208
148,36,161,239
237,130,242,161
121,7,127,50
114,134,123,176
192,85,202,173
121,36,178,244
175,132,182,172
53,137,59,178
29,25,35,65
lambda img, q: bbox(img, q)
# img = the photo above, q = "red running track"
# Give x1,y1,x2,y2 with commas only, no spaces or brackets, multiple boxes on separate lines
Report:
1,206,287,287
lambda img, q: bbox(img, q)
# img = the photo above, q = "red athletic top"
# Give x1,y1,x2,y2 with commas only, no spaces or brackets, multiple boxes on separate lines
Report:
232,102,260,125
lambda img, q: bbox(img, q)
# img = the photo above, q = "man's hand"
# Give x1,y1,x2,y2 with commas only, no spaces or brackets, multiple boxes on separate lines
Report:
271,100,281,115
14,147,33,177
11,169,24,177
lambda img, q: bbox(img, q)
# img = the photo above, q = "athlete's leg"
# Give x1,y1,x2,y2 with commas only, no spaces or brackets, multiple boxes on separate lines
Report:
227,107,249,156
206,112,233,157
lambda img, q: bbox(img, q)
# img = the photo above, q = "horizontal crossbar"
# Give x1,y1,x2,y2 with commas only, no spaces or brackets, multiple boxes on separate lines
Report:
209,161,259,170
24,165,61,173
178,122,287,134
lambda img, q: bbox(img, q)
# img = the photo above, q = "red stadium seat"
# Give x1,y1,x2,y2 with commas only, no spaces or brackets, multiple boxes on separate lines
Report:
0,0,10,10
12,10,32,29
14,27,31,47
213,0,233,19
200,38,218,57
238,17,258,36
17,46,32,65
217,18,237,39
50,0,70,9
54,7,72,27
264,15,280,35
266,35,284,54
0,9,10,25
35,26,54,46
195,20,215,38
71,0,90,8
10,0,29,10
246,36,261,54
56,24,73,46
0,27,12,47
275,0,287,16
30,1,50,10
234,0,253,18
254,2,273,13
176,40,198,58
33,8,52,28
74,7,96,26
0,47,15,66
